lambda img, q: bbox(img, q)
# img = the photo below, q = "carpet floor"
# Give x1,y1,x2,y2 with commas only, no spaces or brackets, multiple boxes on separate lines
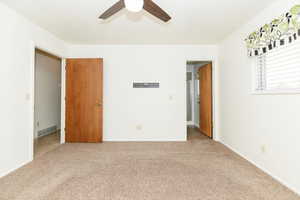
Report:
0,128,299,200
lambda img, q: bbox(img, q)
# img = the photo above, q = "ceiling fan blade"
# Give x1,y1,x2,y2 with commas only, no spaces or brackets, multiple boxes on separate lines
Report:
143,0,171,22
99,0,125,19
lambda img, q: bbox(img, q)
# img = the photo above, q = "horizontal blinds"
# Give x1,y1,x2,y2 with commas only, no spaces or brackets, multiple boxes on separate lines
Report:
257,40,300,91
256,55,266,91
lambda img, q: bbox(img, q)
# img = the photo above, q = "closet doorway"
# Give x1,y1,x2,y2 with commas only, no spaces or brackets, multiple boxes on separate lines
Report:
34,49,62,158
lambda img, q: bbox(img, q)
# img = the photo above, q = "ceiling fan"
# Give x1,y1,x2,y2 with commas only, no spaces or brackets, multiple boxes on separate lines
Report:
99,0,171,22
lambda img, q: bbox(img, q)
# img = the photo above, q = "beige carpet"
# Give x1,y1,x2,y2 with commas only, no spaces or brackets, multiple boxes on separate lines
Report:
0,128,299,200
34,131,61,158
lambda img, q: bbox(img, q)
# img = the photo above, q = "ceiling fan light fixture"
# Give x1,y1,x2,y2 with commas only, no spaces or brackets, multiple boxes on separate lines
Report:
124,0,144,12
99,0,171,22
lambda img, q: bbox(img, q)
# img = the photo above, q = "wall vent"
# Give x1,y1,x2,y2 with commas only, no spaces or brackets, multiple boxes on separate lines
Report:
38,126,57,138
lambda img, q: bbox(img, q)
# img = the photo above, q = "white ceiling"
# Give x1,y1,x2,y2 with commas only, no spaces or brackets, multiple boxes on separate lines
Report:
0,0,275,45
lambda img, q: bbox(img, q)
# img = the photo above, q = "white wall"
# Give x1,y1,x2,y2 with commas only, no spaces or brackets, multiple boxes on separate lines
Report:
34,52,62,138
0,2,67,177
68,45,219,141
218,0,300,195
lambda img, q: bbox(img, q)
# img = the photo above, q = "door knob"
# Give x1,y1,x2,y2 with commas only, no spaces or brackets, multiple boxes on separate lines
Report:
96,103,102,107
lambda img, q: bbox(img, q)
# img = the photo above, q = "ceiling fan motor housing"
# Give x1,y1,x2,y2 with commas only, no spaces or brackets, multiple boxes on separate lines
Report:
124,0,144,12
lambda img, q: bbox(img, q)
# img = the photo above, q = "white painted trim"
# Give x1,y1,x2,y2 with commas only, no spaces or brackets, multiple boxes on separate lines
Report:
221,141,300,196
211,60,218,141
60,59,66,144
29,41,66,162
29,41,35,163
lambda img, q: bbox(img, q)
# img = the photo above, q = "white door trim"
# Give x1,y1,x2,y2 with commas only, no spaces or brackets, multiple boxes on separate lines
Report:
29,41,66,161
186,60,218,141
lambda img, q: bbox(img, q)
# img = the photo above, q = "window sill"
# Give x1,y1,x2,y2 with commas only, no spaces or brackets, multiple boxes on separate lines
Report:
252,90,300,95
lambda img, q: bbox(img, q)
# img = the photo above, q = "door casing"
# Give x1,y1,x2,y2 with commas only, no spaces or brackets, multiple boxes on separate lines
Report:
30,42,66,161
186,60,216,141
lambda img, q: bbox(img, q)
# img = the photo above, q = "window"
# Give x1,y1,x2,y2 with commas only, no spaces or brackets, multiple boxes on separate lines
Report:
254,39,300,94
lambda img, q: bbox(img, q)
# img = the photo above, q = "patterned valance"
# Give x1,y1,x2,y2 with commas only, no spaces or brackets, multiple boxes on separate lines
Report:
245,5,300,57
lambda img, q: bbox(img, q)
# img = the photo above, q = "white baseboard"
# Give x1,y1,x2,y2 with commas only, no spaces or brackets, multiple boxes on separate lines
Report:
187,121,194,126
220,141,300,196
187,122,200,128
0,159,31,178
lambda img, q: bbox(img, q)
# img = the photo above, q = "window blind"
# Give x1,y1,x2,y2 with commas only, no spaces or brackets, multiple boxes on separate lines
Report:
256,40,300,91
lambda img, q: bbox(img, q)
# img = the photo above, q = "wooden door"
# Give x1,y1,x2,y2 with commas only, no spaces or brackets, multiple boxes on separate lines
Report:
199,63,213,138
66,58,103,143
